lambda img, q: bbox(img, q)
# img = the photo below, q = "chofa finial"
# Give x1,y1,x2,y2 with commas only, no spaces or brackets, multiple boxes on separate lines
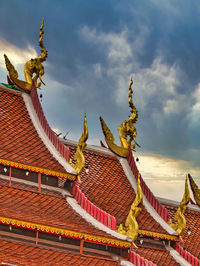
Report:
69,113,88,180
100,75,140,157
168,175,190,235
4,19,48,91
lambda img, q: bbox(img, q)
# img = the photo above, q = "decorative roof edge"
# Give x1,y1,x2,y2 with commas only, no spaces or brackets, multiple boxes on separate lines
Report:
138,229,177,241
118,156,178,236
66,194,176,243
129,250,156,266
0,158,75,180
67,196,127,241
23,91,77,175
73,183,117,230
0,215,130,249
174,243,199,265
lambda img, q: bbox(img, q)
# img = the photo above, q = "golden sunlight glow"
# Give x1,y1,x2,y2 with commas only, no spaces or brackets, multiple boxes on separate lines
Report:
0,38,37,68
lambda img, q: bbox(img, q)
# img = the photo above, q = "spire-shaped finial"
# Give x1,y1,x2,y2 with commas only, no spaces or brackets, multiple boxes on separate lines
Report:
117,173,143,245
188,174,200,207
69,113,88,180
118,75,140,151
100,75,140,157
4,19,48,91
168,175,190,235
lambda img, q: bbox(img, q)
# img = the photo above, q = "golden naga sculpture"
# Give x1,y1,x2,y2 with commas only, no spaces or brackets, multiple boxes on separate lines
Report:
100,75,140,157
188,174,200,207
117,173,143,245
168,175,190,235
4,18,47,92
69,113,88,181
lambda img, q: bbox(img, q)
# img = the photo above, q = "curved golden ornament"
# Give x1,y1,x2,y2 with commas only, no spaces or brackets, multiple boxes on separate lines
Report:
24,18,48,88
100,76,140,157
100,116,128,157
168,175,190,235
69,113,88,178
4,19,47,91
188,174,200,207
117,173,143,244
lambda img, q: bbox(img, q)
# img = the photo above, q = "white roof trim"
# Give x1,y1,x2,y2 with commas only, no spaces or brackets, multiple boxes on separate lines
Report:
169,247,192,266
120,260,134,266
119,157,178,235
22,93,76,175
62,139,115,156
66,196,131,241
157,197,200,212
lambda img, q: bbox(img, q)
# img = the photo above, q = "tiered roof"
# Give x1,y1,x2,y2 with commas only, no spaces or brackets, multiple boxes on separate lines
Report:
0,22,200,264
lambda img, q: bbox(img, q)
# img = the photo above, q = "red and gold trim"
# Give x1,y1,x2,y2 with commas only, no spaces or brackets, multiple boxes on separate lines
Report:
0,158,76,180
0,216,131,248
138,229,178,241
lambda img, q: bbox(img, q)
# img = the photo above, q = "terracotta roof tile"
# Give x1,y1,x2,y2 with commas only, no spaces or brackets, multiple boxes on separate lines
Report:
0,180,116,239
135,246,179,265
70,146,168,234
0,238,118,265
0,88,66,173
166,205,200,259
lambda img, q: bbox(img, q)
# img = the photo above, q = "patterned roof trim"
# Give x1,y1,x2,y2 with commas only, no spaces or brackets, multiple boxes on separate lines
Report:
0,216,131,249
138,229,178,241
0,158,76,180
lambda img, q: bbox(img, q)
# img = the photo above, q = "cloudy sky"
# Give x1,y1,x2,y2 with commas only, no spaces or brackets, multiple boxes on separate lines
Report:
0,0,200,201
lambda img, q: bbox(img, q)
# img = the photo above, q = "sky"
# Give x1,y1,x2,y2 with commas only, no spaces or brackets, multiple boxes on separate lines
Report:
0,0,200,201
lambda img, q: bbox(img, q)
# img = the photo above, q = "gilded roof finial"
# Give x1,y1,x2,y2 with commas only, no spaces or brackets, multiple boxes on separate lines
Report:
188,174,200,207
118,75,140,150
168,175,190,235
69,113,88,181
4,18,47,91
117,173,143,245
100,75,140,157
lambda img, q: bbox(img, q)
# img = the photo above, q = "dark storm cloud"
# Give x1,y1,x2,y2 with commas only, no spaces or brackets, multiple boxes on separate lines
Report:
1,0,200,164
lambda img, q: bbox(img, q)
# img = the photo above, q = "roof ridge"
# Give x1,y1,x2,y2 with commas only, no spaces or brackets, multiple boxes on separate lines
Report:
62,139,115,157
129,250,156,266
175,243,200,265
66,196,129,242
73,183,117,230
119,155,177,235
23,88,76,175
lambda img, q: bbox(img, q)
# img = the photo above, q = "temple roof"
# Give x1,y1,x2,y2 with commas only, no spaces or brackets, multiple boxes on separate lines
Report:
0,84,76,178
1,81,200,265
166,205,200,259
69,144,171,235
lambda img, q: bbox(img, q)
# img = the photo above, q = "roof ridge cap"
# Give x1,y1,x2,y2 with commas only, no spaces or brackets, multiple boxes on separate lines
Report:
118,156,178,235
22,90,76,175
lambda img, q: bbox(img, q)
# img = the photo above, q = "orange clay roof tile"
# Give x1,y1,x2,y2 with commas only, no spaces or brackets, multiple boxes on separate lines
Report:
0,238,119,265
166,205,200,259
135,247,179,266
0,87,66,173
70,146,168,234
0,180,116,239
